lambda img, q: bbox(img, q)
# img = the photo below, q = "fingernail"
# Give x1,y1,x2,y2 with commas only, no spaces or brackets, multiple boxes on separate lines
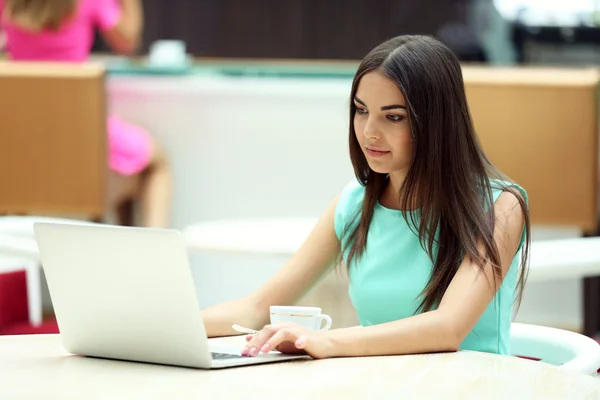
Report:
249,347,258,357
241,346,249,356
261,344,271,353
296,338,305,347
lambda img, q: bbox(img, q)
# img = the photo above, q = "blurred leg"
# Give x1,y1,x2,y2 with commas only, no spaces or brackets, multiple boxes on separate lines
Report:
139,141,172,228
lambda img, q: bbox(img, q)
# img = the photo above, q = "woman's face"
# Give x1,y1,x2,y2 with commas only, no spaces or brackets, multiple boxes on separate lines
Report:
353,70,412,176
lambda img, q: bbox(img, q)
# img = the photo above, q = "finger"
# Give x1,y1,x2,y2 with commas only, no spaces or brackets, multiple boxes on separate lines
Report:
240,335,253,356
242,325,277,356
261,329,296,354
294,334,309,349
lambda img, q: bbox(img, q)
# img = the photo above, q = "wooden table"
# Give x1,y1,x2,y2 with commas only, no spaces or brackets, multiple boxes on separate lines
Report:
2,334,599,399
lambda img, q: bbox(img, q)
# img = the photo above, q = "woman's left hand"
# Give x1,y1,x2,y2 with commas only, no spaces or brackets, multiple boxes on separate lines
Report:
241,322,335,359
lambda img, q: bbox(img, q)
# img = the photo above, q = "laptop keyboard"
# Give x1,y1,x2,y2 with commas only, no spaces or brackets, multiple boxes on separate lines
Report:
211,352,245,360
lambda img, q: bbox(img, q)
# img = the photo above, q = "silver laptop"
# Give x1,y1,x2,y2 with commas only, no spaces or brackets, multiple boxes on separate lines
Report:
33,222,310,369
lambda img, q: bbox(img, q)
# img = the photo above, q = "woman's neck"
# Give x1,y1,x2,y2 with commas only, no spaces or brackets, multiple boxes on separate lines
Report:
379,170,408,210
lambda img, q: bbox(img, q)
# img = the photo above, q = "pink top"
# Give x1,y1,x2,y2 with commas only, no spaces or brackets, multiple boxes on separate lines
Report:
0,0,121,62
0,0,152,177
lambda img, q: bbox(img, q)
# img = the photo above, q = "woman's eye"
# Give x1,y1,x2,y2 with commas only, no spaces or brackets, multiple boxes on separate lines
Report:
354,107,368,115
387,114,405,122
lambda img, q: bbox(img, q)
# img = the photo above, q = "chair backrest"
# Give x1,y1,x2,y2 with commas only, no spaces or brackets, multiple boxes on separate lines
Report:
0,61,108,218
529,237,600,282
464,67,600,232
511,322,600,375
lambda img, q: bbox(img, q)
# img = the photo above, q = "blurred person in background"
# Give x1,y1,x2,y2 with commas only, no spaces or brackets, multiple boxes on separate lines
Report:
0,0,172,228
437,0,517,64
470,0,517,64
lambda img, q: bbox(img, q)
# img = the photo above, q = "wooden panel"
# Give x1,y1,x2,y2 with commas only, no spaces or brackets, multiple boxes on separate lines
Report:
464,67,600,230
0,62,108,217
94,0,461,60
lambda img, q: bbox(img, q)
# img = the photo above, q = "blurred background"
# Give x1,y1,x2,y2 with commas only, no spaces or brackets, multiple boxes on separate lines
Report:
92,0,600,64
2,0,600,347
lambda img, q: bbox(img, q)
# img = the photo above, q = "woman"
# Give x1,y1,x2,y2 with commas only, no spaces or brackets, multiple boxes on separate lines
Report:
202,35,530,359
0,0,171,228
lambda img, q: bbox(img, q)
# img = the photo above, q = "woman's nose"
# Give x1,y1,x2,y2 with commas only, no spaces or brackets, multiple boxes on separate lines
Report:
363,117,381,140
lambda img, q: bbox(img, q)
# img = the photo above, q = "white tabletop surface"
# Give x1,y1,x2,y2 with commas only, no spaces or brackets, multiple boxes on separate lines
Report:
1,334,599,399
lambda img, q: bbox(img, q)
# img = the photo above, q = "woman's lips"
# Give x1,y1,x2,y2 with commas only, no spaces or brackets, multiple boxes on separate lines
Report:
365,147,390,157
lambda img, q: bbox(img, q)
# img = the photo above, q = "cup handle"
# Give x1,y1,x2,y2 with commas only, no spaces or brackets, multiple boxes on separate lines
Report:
318,314,332,331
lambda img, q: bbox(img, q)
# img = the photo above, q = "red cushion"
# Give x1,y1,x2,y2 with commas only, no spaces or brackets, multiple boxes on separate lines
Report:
0,268,59,335
0,319,59,335
0,270,29,329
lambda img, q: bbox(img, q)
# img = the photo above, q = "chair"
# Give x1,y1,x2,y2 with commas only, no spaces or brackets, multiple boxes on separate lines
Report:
527,236,600,339
464,67,600,232
0,254,41,329
0,216,60,335
184,218,318,255
528,237,600,282
511,322,600,376
0,219,61,332
0,61,141,225
0,216,98,333
0,262,59,335
0,215,94,238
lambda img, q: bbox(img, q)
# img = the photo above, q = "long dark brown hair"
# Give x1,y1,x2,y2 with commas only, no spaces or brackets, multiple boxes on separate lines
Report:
343,35,530,313
4,0,77,31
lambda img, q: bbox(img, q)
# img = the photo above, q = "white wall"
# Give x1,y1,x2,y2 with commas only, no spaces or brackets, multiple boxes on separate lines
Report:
108,75,354,228
107,74,585,331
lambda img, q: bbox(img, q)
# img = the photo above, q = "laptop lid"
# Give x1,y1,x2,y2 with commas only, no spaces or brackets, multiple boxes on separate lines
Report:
33,222,213,368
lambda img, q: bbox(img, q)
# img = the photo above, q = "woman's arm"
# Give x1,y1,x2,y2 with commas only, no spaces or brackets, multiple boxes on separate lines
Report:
328,191,525,356
244,191,525,358
100,0,143,56
201,196,342,337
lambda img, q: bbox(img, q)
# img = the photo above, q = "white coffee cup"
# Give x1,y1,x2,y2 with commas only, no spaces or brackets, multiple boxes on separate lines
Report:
270,306,332,331
148,40,187,67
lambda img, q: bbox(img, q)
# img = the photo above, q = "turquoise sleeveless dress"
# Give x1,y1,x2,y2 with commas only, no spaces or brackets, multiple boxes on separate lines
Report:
334,179,527,354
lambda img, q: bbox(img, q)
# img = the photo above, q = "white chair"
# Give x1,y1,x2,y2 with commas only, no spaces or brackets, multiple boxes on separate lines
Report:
529,237,600,282
511,322,600,376
0,216,97,328
0,233,40,261
183,218,318,255
0,216,98,256
0,215,93,237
